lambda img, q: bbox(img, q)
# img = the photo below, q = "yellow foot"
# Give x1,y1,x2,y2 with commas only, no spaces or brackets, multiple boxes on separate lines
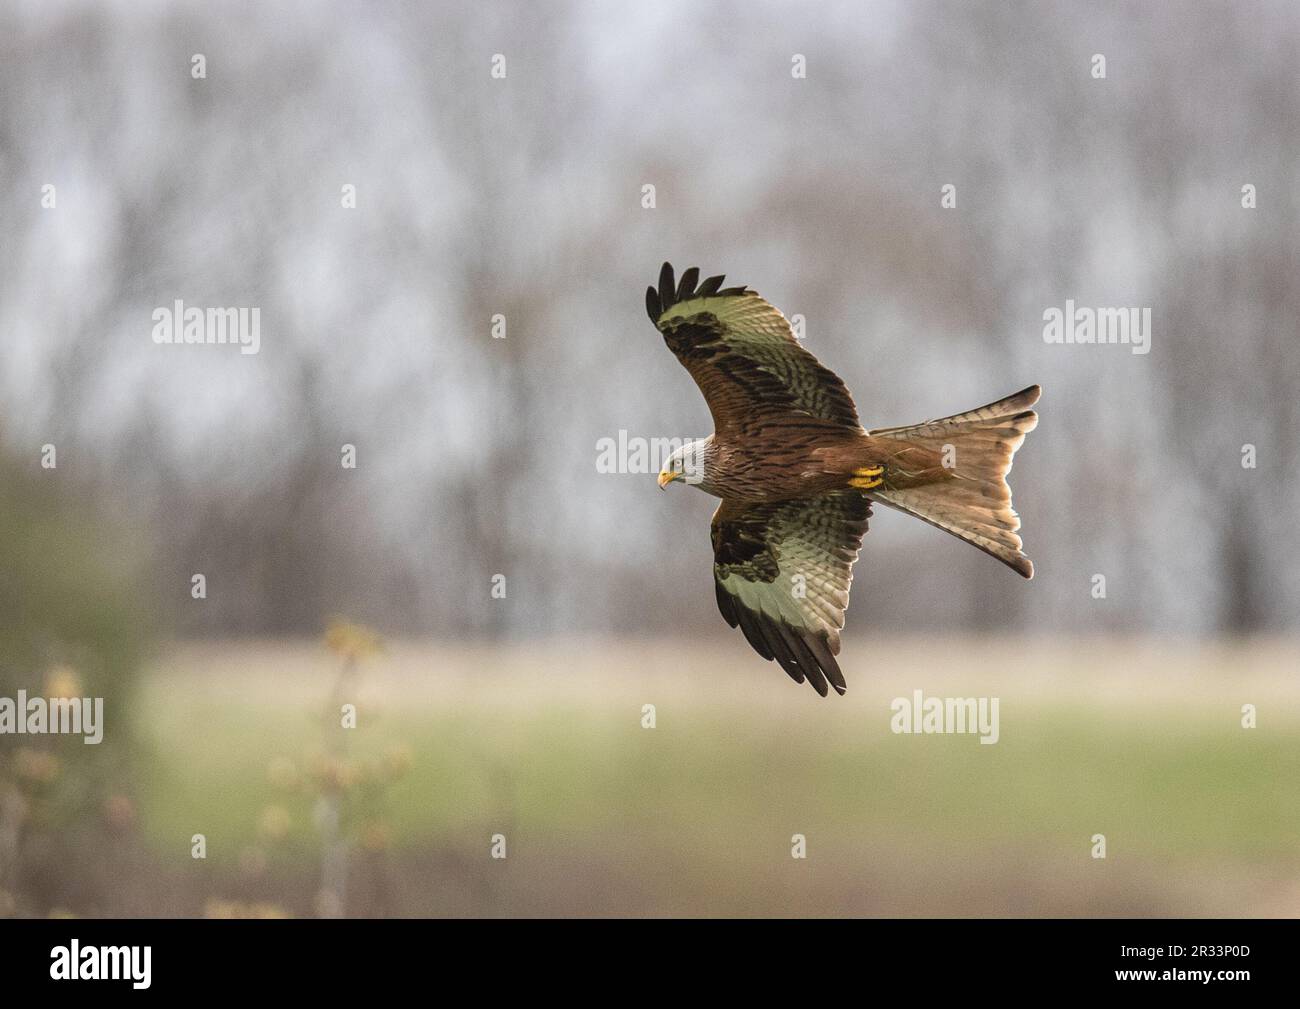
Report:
849,464,884,490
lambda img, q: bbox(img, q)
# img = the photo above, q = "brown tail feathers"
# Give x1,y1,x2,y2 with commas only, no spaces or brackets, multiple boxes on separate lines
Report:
867,385,1040,578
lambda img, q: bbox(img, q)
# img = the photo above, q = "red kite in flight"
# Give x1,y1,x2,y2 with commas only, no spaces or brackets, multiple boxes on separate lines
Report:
648,263,1039,696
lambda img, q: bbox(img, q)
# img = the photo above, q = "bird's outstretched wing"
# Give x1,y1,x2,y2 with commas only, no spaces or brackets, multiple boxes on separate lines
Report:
711,490,872,696
646,262,861,437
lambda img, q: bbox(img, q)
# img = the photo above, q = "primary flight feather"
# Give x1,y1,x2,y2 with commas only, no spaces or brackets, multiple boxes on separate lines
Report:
647,262,1040,697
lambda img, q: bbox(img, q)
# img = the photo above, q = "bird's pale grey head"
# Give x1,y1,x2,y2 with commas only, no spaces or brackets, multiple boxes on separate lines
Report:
657,438,711,490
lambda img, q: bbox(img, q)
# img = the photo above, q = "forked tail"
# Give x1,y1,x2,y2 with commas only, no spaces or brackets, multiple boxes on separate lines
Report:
868,385,1040,578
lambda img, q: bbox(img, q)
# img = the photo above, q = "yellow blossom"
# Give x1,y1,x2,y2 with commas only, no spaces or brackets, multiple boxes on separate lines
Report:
44,665,83,700
311,755,358,792
258,804,292,841
324,618,382,661
381,744,414,780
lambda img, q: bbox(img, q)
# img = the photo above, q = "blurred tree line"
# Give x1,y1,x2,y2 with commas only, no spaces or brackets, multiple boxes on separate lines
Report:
0,0,1296,643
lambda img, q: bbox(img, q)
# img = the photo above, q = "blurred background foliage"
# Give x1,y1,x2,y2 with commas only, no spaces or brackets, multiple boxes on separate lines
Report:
0,446,150,916
0,449,152,695
0,0,1296,640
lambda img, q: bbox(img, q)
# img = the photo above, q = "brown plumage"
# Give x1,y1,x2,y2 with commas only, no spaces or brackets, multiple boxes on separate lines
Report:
649,262,1040,697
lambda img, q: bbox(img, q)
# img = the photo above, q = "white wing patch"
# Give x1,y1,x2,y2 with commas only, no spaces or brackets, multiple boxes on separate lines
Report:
660,293,795,348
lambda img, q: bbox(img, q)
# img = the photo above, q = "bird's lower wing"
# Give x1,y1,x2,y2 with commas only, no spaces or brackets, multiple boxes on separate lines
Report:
710,491,872,696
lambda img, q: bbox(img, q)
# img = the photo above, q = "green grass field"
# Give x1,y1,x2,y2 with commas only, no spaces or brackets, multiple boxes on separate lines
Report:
132,638,1300,917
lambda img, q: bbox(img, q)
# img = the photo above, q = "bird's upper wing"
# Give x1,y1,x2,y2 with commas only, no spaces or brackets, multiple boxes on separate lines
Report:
711,490,872,696
646,262,862,437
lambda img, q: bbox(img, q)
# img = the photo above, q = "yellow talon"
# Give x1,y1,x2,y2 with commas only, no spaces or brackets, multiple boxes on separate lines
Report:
849,464,884,490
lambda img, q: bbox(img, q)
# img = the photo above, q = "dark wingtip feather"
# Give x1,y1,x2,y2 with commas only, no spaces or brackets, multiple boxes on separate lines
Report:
804,633,846,695
772,652,806,687
676,266,699,302
714,581,739,627
762,622,806,687
802,665,829,697
697,275,724,297
645,286,662,322
658,262,676,313
651,266,750,316
779,624,829,697
719,588,850,697
735,607,775,662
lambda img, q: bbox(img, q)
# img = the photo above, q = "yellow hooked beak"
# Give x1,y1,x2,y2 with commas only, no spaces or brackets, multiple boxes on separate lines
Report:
658,469,682,490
